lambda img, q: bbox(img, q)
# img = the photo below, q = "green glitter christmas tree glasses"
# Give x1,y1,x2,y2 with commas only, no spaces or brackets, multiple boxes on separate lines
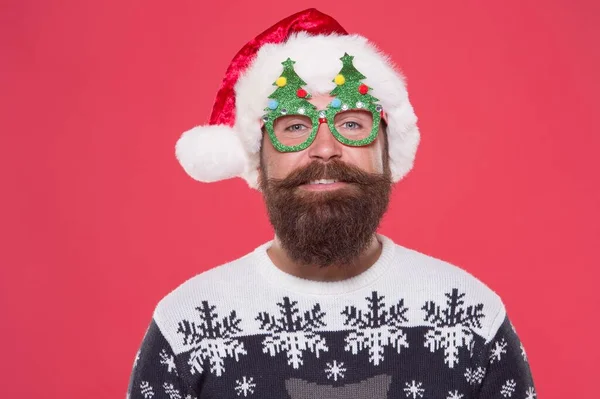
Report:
262,54,384,152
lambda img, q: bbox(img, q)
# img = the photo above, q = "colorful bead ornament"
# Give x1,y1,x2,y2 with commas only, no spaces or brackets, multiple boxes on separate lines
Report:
331,98,342,108
358,83,369,95
296,88,307,98
275,76,287,87
334,74,346,85
267,99,279,110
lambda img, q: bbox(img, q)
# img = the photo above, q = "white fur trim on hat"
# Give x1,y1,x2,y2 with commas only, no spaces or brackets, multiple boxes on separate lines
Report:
177,32,420,188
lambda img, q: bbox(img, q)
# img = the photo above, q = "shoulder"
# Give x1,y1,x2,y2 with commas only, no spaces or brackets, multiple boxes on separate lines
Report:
150,248,260,347
390,239,508,341
157,249,257,309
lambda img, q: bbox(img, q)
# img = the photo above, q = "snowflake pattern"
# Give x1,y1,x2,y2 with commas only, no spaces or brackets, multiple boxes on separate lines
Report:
325,360,347,381
500,379,516,397
422,289,485,368
234,376,256,397
159,349,178,375
342,291,410,365
139,381,154,399
490,338,508,364
177,301,247,376
163,382,182,399
131,291,537,399
464,366,486,385
520,342,528,362
403,380,425,398
256,297,328,369
446,390,464,399
525,386,537,399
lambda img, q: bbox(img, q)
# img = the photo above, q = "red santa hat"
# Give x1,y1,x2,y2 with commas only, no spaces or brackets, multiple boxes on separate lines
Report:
175,8,420,188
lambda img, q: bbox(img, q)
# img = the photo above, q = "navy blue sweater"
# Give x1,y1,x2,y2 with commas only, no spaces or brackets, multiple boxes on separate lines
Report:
127,235,536,399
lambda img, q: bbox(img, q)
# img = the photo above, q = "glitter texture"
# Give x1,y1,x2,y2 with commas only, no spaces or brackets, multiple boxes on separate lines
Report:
326,53,382,146
263,58,319,152
263,55,383,152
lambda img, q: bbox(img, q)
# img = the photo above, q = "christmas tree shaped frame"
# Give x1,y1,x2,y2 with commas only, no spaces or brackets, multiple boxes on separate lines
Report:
325,53,383,146
262,58,319,152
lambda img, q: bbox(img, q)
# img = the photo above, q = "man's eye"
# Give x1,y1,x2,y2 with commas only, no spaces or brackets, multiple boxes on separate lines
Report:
286,124,307,131
342,121,361,129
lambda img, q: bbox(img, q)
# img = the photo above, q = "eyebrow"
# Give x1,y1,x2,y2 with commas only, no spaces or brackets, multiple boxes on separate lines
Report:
274,115,311,123
335,111,371,119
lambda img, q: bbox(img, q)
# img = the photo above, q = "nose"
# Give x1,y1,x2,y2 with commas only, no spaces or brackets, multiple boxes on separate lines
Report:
307,120,342,161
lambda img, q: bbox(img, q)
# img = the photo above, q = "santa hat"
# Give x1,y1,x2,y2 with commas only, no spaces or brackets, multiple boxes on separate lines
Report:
175,8,420,188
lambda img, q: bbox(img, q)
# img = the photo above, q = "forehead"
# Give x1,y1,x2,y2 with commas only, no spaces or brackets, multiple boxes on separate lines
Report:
307,94,334,109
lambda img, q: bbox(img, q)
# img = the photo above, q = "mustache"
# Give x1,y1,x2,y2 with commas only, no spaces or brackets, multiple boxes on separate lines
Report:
266,159,391,190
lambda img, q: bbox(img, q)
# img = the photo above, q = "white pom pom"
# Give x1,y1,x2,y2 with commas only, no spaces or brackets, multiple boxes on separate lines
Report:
175,125,248,183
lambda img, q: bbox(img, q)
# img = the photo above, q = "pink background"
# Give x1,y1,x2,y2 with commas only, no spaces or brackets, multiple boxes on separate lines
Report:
2,0,598,397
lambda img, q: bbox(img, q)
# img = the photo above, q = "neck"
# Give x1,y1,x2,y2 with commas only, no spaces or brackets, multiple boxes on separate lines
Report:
265,234,382,282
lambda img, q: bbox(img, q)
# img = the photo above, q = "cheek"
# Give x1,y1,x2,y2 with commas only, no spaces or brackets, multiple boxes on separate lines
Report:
261,137,304,180
372,135,387,172
370,146,385,172
349,141,385,174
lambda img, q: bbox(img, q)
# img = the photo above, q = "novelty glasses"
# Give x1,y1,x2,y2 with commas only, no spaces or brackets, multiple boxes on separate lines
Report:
261,54,384,153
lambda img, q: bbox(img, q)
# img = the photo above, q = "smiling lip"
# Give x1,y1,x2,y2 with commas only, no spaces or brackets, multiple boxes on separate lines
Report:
299,179,349,191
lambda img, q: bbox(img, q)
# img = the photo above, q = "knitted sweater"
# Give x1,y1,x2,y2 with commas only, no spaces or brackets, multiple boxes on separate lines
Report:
127,234,536,399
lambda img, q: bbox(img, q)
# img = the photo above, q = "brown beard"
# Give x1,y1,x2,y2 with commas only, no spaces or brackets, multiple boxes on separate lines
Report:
258,158,393,268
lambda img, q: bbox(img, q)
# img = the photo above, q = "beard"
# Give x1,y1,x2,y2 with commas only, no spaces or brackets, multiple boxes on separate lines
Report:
258,158,393,268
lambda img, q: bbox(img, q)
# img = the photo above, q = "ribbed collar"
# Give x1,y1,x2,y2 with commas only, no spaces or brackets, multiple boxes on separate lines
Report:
252,233,397,296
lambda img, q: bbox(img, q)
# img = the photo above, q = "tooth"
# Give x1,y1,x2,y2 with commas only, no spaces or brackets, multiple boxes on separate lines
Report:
308,179,338,185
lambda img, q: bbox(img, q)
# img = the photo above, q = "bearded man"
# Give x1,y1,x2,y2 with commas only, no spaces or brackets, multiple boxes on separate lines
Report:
128,9,536,399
